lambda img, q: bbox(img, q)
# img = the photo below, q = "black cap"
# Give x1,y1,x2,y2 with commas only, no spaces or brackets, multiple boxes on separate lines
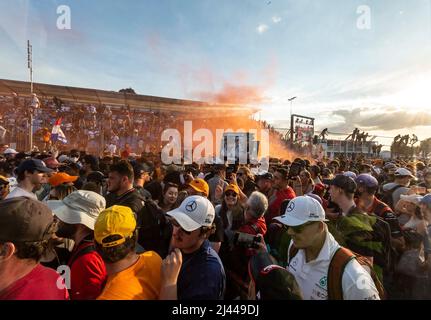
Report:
0,197,56,242
257,172,274,181
328,174,357,194
16,159,53,174
87,171,106,184
248,251,302,300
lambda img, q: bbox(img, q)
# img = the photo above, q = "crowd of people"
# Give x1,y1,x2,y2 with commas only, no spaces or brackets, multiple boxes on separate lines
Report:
1,140,431,300
0,94,188,154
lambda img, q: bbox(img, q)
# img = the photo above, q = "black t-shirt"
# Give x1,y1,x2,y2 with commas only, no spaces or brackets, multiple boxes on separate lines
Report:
209,213,224,243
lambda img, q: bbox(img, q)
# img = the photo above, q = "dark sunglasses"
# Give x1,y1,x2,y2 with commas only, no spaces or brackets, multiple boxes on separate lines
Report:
237,172,245,176
225,191,238,197
169,218,192,235
288,221,317,233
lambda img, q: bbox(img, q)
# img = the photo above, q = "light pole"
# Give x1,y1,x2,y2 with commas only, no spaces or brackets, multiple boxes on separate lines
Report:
27,40,33,151
288,96,297,144
288,96,297,119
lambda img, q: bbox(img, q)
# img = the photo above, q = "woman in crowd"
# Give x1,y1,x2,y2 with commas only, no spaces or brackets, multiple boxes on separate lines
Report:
159,182,179,212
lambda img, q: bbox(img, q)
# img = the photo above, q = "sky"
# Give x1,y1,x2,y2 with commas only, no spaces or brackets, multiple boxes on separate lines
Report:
0,0,430,149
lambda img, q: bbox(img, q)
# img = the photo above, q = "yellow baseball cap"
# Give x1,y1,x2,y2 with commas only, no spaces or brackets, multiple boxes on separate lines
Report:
224,184,240,195
94,205,136,248
188,178,209,197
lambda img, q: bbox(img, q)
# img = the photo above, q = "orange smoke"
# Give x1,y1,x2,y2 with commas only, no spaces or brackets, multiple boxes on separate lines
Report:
196,83,267,105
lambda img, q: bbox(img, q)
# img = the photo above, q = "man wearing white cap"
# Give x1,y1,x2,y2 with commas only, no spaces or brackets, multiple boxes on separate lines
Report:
382,168,415,209
160,195,226,300
274,196,380,300
48,190,107,300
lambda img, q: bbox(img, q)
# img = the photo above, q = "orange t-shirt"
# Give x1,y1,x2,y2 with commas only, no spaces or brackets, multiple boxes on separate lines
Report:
97,251,162,300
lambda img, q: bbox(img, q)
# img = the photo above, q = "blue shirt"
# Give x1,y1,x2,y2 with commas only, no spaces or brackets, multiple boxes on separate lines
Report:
177,240,226,300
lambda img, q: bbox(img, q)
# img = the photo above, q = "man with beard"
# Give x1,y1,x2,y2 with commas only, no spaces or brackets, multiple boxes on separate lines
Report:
48,190,107,300
6,159,52,200
105,160,145,219
266,168,296,225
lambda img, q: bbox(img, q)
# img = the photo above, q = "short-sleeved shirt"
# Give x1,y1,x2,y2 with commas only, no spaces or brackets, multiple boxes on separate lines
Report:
0,264,69,300
287,233,380,300
5,186,37,200
177,240,226,300
97,251,162,300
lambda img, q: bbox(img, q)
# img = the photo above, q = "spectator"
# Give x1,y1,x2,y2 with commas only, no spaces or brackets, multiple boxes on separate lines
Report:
208,164,228,205
161,195,226,300
355,174,404,248
0,197,69,300
309,165,322,185
298,169,314,195
248,250,302,300
236,166,257,197
327,175,392,283
95,205,162,300
6,159,53,200
256,172,274,198
48,190,107,300
48,184,77,201
159,182,179,212
382,168,415,209
215,184,245,236
418,169,431,192
0,175,10,199
133,162,152,200
86,171,106,195
275,196,380,300
266,168,296,225
105,160,145,221
48,172,79,188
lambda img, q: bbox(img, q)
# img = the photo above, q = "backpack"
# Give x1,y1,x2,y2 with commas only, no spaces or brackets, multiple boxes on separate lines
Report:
380,185,403,209
288,245,385,300
136,199,172,259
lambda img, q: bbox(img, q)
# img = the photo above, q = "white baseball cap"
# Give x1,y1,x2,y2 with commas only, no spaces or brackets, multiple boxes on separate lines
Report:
3,148,18,155
400,194,422,205
274,196,328,227
394,168,414,178
166,195,215,232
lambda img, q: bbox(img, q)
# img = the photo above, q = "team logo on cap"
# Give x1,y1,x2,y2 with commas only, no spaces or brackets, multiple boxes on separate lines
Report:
185,200,197,212
286,202,295,212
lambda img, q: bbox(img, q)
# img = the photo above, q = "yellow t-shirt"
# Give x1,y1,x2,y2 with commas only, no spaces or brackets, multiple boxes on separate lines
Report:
97,251,162,300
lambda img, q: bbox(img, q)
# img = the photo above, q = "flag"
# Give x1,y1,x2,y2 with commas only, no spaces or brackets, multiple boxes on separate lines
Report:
51,118,68,144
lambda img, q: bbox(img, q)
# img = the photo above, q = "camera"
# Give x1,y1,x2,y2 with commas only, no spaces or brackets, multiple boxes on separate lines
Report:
233,232,262,249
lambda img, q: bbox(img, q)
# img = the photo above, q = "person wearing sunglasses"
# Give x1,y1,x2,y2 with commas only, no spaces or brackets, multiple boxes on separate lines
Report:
160,195,225,300
274,196,380,300
0,175,10,200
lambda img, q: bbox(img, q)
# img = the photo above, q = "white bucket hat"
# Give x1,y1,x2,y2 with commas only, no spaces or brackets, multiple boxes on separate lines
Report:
47,190,106,230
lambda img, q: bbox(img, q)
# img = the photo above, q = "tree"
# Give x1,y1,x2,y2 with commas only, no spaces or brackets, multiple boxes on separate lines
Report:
420,138,431,158
119,88,136,94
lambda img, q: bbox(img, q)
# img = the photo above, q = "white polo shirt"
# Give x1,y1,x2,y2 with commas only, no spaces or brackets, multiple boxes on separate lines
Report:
287,232,380,300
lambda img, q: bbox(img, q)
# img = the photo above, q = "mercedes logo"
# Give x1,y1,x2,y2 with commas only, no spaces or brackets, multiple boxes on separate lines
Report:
185,200,197,212
286,201,295,212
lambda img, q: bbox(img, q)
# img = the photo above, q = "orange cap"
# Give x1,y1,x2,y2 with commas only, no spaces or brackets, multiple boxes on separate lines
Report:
188,178,209,198
224,184,240,195
49,172,78,187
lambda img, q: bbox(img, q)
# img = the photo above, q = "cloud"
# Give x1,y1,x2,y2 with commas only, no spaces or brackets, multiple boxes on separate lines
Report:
256,24,269,34
328,107,431,132
272,16,282,24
